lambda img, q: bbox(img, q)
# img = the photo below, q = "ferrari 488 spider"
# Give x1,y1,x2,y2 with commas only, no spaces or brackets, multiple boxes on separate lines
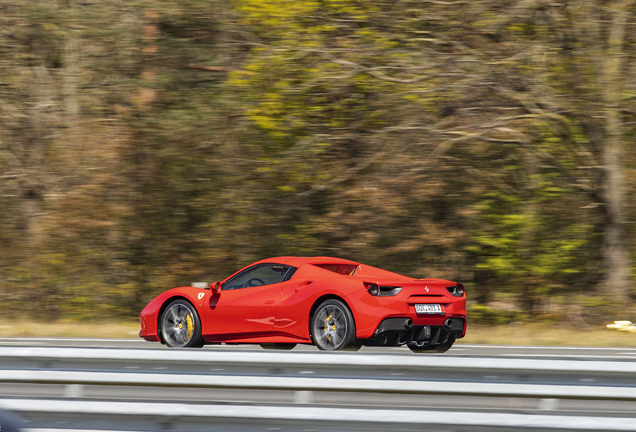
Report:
139,256,467,352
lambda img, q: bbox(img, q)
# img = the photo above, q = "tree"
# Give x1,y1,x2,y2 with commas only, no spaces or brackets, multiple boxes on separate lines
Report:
1,0,634,322
0,0,249,318
230,0,634,312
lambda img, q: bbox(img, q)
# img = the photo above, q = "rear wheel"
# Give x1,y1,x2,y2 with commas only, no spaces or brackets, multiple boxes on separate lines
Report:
160,299,204,348
260,343,297,350
408,334,456,353
311,299,357,351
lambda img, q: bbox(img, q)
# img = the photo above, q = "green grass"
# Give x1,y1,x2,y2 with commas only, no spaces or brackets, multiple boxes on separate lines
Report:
1,321,635,347
0,321,140,338
459,323,636,347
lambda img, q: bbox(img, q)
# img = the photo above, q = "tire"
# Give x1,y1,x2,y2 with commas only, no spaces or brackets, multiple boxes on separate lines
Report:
260,343,297,350
311,299,357,351
343,340,363,352
408,334,456,354
160,299,204,348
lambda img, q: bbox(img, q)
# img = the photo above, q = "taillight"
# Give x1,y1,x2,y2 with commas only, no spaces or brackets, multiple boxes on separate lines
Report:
364,282,380,296
446,284,464,297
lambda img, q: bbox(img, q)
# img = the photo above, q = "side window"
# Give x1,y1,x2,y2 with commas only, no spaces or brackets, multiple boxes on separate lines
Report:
222,264,295,290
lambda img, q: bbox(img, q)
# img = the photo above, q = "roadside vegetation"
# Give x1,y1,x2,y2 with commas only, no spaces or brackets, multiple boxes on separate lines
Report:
0,321,140,339
1,320,635,348
2,1,636,330
463,324,636,347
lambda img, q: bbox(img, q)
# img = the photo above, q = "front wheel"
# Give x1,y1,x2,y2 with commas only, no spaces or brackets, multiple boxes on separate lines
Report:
311,299,357,351
160,299,204,348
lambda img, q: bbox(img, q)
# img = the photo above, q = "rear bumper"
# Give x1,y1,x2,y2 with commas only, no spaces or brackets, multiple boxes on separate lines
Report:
364,316,465,347
346,289,467,340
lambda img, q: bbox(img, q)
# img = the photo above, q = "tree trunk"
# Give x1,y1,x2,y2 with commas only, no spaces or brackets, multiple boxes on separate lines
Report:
598,0,632,300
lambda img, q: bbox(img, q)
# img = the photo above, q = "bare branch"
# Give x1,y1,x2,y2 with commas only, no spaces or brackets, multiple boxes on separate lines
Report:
442,131,526,145
316,51,464,83
0,173,25,180
0,99,27,118
184,65,252,73
569,183,596,193
366,70,430,84
411,0,469,4
298,141,394,196
0,147,22,170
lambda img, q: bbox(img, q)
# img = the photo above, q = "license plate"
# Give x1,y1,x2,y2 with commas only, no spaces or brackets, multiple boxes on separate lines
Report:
415,304,443,314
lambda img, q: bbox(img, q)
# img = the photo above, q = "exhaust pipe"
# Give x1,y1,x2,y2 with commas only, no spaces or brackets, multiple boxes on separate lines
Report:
404,318,413,329
444,318,465,331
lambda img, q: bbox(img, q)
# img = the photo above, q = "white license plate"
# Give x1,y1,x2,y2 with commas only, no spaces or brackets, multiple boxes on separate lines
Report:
415,304,443,314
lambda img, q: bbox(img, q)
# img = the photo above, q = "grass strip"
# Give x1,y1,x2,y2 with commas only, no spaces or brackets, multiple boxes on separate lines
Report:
0,321,635,347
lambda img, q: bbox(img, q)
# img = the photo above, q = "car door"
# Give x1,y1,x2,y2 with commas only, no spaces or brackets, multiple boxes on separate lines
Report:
205,263,292,338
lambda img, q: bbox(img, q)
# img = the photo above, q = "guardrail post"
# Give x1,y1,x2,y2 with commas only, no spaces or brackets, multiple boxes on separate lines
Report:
294,390,313,404
64,384,84,398
539,398,559,411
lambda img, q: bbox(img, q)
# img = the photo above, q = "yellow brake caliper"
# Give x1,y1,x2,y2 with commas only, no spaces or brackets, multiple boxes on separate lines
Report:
325,314,333,341
186,313,194,339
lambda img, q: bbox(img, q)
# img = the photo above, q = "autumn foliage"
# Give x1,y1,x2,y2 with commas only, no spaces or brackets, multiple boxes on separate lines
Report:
1,0,636,324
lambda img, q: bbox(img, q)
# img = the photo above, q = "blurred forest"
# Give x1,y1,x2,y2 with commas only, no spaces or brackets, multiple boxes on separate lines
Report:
2,0,636,325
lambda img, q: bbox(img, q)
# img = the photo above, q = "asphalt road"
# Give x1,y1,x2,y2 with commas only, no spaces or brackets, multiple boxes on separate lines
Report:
2,337,636,360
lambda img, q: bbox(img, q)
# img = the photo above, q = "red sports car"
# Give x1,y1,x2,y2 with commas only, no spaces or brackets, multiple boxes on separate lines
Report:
139,257,467,352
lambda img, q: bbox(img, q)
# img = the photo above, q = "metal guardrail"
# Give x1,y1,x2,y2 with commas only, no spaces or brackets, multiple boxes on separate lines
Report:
1,369,636,401
2,346,636,375
2,346,636,431
2,399,636,432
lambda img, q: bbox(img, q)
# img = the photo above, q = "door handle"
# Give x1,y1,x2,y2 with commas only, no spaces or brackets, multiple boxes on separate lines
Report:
295,281,313,292
265,300,274,304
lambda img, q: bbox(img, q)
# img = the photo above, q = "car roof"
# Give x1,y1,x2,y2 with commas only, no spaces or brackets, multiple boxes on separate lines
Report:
253,256,360,267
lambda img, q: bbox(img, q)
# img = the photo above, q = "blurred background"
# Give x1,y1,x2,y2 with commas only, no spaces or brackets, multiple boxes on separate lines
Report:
1,0,636,327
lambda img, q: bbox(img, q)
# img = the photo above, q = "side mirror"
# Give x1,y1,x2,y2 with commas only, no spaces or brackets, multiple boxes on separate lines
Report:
210,281,221,294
